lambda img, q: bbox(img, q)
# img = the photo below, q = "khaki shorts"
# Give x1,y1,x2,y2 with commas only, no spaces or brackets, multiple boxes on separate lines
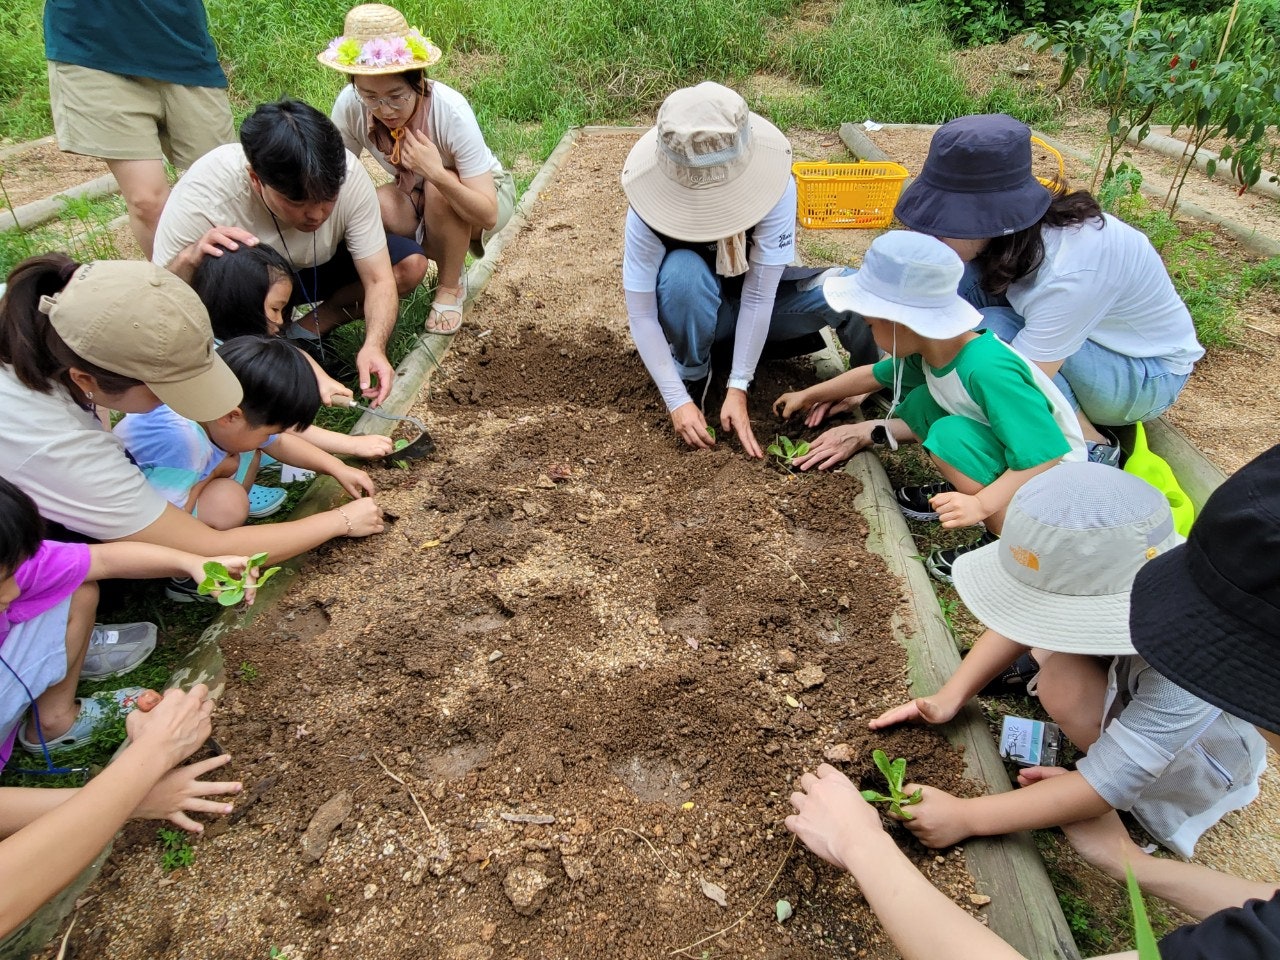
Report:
47,61,234,169
471,167,517,258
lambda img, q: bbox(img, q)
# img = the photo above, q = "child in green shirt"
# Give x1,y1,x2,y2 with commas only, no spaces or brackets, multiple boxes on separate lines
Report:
774,231,1086,580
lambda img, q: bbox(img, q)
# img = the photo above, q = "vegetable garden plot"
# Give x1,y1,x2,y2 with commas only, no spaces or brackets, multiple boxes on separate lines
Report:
44,132,984,960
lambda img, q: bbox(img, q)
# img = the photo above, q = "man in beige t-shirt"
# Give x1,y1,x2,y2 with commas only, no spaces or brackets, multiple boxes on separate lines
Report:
154,99,428,405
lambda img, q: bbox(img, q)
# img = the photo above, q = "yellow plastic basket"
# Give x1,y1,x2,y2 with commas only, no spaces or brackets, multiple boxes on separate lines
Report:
792,161,910,230
1032,135,1066,190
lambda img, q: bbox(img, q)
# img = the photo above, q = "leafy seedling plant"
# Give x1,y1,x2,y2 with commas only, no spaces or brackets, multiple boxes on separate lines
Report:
157,826,195,871
198,551,280,606
767,435,810,469
860,749,923,819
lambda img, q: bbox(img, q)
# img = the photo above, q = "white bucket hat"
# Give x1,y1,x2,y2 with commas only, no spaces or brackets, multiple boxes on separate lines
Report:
952,462,1180,656
822,231,980,338
620,82,793,242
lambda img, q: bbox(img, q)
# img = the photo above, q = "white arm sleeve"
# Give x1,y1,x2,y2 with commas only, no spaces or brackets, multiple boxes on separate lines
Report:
626,289,691,413
728,261,784,392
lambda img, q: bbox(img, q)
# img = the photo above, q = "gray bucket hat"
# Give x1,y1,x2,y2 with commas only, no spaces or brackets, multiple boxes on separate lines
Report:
894,114,1053,241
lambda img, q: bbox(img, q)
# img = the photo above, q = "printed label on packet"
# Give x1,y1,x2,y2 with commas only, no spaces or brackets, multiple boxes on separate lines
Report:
999,715,1063,767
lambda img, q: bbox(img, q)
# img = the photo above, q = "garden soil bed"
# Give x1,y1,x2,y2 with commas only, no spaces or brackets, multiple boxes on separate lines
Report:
44,132,985,960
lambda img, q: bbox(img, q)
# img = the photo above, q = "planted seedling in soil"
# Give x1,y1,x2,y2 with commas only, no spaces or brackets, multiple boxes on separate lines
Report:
198,552,280,606
157,826,195,871
860,749,923,820
767,435,809,469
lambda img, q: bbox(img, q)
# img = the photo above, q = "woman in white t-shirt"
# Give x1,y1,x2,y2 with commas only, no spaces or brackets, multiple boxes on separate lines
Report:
0,254,385,563
319,3,515,336
894,114,1204,465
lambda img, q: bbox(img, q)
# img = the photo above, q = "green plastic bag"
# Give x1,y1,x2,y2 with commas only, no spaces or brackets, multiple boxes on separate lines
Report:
1124,421,1195,537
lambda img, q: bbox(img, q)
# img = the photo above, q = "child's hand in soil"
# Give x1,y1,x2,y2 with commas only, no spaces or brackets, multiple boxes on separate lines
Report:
786,763,890,871
773,389,814,420
330,464,377,500
672,401,715,451
131,752,242,833
930,490,989,528
792,422,874,471
333,497,385,537
720,388,763,459
895,785,972,848
347,435,395,459
125,684,215,772
869,694,960,730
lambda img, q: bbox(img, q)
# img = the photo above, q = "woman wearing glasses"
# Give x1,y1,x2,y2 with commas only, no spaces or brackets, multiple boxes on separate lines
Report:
321,4,515,335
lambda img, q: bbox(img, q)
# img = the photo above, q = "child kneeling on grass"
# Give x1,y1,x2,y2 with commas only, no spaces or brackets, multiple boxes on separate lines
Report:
773,231,1085,582
869,461,1267,857
115,335,377,601
0,477,259,760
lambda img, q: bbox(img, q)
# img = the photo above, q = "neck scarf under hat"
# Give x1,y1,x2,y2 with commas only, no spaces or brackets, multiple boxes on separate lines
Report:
366,82,434,213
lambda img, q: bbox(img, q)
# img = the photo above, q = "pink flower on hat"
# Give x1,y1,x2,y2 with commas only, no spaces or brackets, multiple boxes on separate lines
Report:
384,37,412,64
362,37,394,65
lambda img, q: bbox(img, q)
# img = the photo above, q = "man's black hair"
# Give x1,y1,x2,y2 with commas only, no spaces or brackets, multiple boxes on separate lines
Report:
0,477,44,575
240,99,347,203
216,336,321,431
192,243,295,340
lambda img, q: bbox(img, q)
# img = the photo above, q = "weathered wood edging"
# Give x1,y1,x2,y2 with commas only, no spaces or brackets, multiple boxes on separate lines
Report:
0,173,119,233
0,126,588,960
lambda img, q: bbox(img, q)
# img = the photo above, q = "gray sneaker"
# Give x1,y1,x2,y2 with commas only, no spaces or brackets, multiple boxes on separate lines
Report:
80,622,157,679
1087,428,1123,468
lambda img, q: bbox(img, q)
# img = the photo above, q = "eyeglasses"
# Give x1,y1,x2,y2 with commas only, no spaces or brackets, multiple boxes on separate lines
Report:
358,92,414,110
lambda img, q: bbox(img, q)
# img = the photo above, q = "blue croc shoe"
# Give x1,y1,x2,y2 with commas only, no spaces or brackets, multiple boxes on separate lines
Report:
18,687,146,755
248,484,287,518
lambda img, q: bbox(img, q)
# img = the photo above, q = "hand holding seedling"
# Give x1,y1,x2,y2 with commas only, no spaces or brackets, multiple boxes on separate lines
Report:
720,387,762,458
786,763,891,872
197,552,278,606
860,749,924,820
792,422,876,471
671,400,716,450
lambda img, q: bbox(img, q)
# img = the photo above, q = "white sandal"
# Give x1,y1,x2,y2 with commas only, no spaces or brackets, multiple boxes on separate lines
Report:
426,277,467,336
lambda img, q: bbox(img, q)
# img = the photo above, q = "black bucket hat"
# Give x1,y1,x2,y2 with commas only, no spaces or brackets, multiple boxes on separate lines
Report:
1129,444,1280,735
894,114,1053,241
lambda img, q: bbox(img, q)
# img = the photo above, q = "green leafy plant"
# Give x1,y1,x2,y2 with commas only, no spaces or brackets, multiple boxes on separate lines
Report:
158,826,195,872
393,438,410,451
198,551,280,606
705,425,716,441
860,749,923,820
766,435,810,468
238,660,260,682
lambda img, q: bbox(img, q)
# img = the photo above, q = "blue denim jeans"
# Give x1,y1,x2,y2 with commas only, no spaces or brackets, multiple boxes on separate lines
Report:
959,263,1189,426
654,250,877,381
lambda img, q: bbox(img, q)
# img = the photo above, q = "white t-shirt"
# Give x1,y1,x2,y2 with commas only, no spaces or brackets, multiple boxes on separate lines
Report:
0,365,168,540
330,82,504,181
1006,214,1204,375
152,143,387,269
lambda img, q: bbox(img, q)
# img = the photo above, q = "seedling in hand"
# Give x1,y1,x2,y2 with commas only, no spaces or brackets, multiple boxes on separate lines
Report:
705,425,716,441
860,748,923,820
767,435,810,468
198,552,280,606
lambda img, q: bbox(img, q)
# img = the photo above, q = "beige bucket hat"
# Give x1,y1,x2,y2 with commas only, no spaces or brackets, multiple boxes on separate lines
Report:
318,4,443,75
621,82,793,242
39,261,242,423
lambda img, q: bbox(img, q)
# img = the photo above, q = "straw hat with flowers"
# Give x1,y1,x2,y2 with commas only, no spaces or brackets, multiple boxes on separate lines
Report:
318,4,442,75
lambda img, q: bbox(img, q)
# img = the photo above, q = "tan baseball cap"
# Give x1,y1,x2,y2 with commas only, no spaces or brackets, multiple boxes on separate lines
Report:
39,261,242,421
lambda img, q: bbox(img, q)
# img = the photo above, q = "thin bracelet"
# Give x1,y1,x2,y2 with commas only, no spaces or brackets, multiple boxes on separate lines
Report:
336,506,354,534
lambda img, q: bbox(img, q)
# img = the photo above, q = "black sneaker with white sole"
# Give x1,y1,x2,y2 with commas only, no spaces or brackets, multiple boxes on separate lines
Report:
894,482,955,521
925,530,999,584
165,577,217,604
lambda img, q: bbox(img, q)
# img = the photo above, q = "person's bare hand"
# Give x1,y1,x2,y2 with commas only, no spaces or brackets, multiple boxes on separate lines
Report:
1016,764,1071,788
347,435,395,459
195,226,258,262
931,490,989,528
356,345,394,406
792,423,873,471
869,694,959,730
332,464,377,500
721,388,762,458
1062,810,1145,881
335,497,385,537
896,785,973,848
773,389,813,420
785,764,886,871
671,401,715,450
400,129,446,183
318,374,355,407
179,554,262,605
131,753,242,833
125,685,214,769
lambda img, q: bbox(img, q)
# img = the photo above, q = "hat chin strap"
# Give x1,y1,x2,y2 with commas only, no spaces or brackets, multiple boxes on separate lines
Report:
879,326,901,450
716,232,748,277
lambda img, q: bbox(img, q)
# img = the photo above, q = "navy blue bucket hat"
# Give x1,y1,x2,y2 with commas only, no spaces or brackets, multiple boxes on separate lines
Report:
894,114,1053,241
1129,444,1280,735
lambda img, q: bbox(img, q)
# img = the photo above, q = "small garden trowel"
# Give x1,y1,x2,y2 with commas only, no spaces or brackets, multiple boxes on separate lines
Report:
347,400,436,459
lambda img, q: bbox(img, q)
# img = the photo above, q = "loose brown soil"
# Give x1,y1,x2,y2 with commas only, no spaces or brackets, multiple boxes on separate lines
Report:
0,139,109,209
45,133,983,960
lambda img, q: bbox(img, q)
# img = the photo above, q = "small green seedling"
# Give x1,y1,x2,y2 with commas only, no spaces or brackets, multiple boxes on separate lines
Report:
860,749,923,820
238,660,260,683
705,425,716,441
157,826,195,872
392,459,410,470
198,551,280,606
393,438,409,451
766,435,810,467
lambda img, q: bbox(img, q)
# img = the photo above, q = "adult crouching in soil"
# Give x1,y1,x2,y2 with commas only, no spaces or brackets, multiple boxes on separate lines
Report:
321,3,515,336
0,256,385,558
894,114,1204,466
621,82,879,456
